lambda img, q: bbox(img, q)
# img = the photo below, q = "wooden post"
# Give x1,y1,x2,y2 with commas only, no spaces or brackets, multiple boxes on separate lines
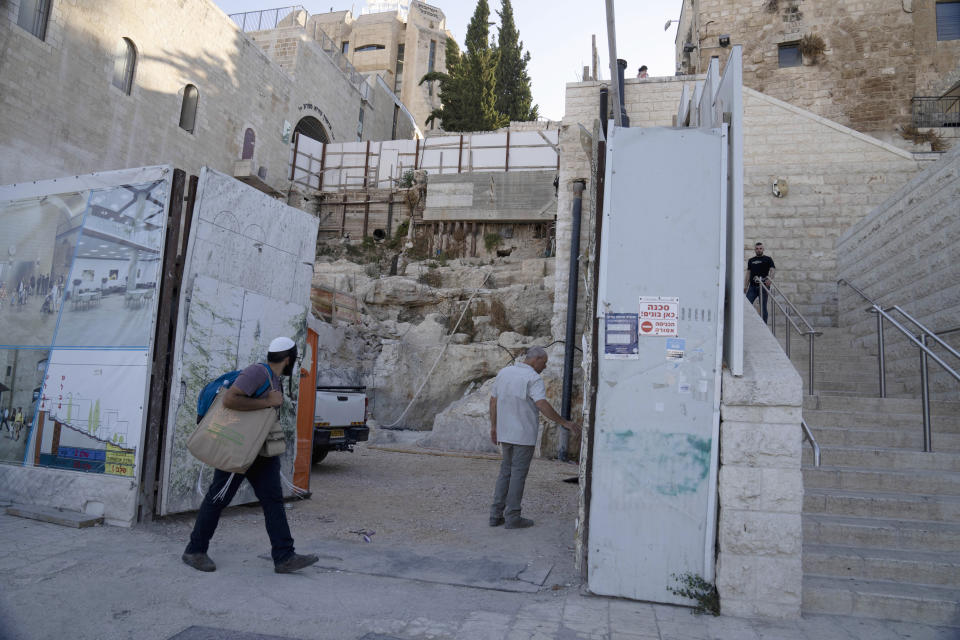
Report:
505,130,511,172
138,167,187,522
414,138,421,169
289,131,300,181
457,135,463,173
318,143,327,191
470,221,477,257
363,140,371,188
386,191,394,237
362,194,370,238
340,194,347,237
51,418,60,457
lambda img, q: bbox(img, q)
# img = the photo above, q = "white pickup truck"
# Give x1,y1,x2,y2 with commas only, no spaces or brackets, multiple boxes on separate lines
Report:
312,386,369,464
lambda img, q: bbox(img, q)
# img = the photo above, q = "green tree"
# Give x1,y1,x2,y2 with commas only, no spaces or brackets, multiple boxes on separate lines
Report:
421,0,507,131
493,0,538,121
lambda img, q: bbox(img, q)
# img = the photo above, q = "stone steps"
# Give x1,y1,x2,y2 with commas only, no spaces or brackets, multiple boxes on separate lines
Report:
804,465,960,495
803,513,960,552
803,544,960,586
804,487,960,521
803,446,960,473
802,575,960,626
776,325,960,623
810,426,960,452
804,409,960,430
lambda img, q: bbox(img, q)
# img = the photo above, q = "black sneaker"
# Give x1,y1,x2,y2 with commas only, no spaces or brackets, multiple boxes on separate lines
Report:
274,553,319,574
504,517,534,529
489,516,505,527
182,552,216,572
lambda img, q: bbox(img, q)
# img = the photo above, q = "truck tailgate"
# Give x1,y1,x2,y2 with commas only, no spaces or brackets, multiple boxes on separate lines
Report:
314,389,365,427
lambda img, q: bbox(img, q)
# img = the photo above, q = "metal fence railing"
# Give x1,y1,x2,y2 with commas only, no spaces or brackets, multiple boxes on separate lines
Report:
229,6,307,32
911,96,960,128
229,6,371,102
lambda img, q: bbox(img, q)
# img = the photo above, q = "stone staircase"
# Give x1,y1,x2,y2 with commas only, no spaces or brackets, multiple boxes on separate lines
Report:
778,327,960,626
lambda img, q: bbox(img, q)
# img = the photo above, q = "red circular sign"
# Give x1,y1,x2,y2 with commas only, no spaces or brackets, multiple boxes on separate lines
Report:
640,321,654,333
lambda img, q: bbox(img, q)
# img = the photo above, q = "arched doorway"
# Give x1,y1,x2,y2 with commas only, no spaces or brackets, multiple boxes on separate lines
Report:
294,116,329,144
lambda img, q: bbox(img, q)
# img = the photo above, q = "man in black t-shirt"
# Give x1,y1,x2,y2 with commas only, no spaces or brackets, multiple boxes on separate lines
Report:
745,242,776,323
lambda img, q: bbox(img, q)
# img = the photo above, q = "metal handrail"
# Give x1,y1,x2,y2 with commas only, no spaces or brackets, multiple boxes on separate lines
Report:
755,280,822,393
838,279,960,452
801,419,821,467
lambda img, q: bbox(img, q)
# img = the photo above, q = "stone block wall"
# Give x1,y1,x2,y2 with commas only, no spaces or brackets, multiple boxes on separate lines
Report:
837,144,960,400
717,299,804,619
678,0,960,145
740,88,923,327
0,0,404,190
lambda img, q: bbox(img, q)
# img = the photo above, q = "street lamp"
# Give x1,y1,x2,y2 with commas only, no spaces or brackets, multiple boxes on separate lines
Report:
664,19,679,31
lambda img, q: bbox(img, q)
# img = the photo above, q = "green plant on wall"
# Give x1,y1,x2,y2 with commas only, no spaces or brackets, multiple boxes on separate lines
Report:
667,573,720,616
484,233,502,252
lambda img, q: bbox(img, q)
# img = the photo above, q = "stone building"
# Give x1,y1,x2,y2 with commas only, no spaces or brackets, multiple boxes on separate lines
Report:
305,1,452,132
674,0,960,146
0,0,417,190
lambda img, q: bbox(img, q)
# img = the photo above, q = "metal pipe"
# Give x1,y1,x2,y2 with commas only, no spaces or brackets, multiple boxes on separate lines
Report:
599,88,609,138
560,180,587,460
785,302,791,357
808,333,816,395
605,0,623,127
877,311,887,398
616,59,629,126
921,333,932,452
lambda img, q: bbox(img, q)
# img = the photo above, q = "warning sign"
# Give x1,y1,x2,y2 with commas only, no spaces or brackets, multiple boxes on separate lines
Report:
639,296,679,337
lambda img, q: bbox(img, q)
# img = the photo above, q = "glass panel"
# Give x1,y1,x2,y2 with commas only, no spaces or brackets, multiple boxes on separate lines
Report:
937,2,960,40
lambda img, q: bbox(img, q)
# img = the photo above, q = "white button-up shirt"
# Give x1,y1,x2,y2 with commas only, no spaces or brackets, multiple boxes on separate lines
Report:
491,362,546,446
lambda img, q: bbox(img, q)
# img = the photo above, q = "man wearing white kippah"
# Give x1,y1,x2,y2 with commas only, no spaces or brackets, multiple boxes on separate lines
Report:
182,336,319,574
489,346,580,529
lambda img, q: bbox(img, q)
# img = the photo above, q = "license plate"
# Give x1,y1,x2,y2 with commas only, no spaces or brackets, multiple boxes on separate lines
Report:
330,429,345,439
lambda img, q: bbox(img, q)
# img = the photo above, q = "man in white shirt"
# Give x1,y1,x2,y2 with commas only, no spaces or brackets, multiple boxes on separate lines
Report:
489,346,580,529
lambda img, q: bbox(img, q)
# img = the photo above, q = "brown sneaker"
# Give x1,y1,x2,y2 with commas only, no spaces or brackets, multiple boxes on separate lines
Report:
181,552,216,572
274,553,319,574
504,517,534,529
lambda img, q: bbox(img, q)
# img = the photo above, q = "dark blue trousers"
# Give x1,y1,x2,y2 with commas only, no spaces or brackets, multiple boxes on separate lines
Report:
746,284,769,323
186,455,295,565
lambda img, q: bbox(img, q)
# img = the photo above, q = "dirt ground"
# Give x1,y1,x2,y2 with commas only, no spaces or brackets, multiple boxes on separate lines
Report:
158,442,584,588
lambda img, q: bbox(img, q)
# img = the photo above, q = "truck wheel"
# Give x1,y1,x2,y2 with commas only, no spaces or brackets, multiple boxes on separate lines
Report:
312,448,329,465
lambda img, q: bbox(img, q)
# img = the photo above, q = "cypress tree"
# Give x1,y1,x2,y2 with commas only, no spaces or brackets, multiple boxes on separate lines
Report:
421,0,507,131
493,0,538,122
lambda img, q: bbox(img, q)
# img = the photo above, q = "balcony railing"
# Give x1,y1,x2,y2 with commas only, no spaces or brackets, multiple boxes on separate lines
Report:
912,96,960,128
229,6,371,102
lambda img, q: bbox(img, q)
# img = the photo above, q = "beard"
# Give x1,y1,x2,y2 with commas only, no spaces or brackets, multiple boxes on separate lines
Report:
282,359,295,376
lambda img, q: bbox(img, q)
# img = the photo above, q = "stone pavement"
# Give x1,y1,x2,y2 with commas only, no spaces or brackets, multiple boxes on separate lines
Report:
0,508,956,640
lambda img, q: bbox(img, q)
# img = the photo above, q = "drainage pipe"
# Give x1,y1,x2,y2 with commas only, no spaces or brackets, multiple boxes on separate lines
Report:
600,88,609,138
560,180,587,460
616,59,629,127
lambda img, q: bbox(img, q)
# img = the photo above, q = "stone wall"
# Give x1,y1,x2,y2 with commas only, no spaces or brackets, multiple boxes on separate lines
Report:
678,0,960,145
740,88,923,327
0,0,405,189
836,144,960,400
717,299,804,619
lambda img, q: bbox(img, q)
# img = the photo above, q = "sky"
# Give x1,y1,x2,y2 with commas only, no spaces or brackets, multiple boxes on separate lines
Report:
213,0,683,121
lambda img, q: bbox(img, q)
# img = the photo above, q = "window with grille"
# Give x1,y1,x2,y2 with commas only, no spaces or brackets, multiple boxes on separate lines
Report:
937,1,960,40
778,42,802,68
17,0,51,40
242,128,256,160
179,85,199,134
357,107,365,141
111,38,137,95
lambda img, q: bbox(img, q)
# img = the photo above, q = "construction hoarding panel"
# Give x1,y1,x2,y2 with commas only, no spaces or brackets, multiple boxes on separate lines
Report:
0,166,173,526
160,168,318,515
